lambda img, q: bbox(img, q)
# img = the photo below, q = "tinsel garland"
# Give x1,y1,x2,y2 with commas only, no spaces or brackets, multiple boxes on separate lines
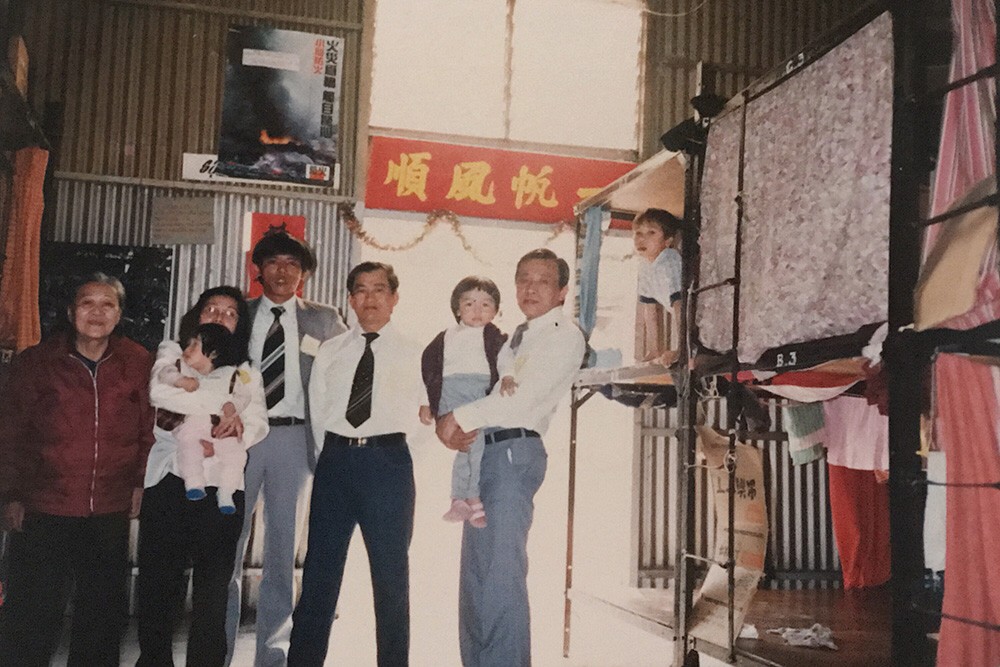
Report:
339,204,576,265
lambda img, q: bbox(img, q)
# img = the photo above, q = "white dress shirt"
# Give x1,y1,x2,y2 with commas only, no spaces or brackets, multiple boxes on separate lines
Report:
249,295,304,419
442,323,492,376
453,306,585,436
309,321,427,453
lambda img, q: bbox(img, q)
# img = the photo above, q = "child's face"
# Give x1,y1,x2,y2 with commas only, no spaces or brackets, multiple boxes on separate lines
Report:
456,289,498,327
633,222,672,261
182,336,215,374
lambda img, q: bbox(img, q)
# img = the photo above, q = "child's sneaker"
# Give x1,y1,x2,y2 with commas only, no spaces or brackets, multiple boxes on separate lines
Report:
443,498,473,522
218,491,236,514
186,487,207,501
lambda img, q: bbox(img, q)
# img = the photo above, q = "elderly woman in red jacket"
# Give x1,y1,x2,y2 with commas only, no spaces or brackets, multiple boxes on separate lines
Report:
0,272,154,667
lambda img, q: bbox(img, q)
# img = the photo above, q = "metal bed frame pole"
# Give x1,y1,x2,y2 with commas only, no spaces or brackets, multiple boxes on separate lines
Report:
887,2,930,664
562,386,595,658
724,100,750,665
673,138,706,667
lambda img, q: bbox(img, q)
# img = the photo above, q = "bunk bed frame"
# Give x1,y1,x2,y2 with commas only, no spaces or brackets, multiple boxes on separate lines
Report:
562,1,999,664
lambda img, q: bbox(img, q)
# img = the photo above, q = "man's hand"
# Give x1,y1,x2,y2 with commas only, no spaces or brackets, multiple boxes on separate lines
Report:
418,405,434,426
1,501,25,532
130,487,143,519
436,412,477,453
212,414,244,440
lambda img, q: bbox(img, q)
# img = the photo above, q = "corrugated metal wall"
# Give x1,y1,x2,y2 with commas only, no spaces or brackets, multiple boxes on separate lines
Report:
19,0,364,196
635,398,840,591
641,0,872,158
50,176,353,334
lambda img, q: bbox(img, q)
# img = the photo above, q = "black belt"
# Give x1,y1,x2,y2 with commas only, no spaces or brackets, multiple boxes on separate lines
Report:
485,428,539,445
325,432,406,448
269,416,306,426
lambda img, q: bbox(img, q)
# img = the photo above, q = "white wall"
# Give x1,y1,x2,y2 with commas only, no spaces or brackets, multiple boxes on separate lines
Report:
371,0,641,150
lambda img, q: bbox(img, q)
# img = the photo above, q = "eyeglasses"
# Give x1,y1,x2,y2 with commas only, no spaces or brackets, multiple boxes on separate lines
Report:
203,305,239,320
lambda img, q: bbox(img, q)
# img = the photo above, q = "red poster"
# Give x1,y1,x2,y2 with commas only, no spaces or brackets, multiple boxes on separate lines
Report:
364,135,635,223
244,212,307,298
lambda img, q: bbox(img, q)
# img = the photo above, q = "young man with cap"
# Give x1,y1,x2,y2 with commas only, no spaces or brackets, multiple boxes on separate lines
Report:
225,229,346,667
436,248,586,667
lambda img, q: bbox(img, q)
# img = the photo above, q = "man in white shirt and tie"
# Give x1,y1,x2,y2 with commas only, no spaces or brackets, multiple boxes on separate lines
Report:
436,248,586,667
289,261,425,667
226,230,346,667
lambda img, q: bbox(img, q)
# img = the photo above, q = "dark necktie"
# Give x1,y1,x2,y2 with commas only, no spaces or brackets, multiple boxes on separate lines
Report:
510,322,529,351
345,332,379,427
261,306,286,410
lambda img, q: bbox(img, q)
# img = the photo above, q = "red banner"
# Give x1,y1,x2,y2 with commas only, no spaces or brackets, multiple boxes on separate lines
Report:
244,212,307,298
364,135,635,223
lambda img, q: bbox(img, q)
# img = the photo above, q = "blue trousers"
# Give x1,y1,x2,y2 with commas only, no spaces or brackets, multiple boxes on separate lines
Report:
288,433,415,667
459,432,547,667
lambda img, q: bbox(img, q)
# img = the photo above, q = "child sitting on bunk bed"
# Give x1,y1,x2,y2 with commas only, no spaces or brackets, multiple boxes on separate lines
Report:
419,276,512,528
632,207,683,363
150,322,252,514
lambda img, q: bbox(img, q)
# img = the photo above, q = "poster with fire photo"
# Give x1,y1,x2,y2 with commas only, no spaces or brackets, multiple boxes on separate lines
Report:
217,26,343,187
244,212,307,299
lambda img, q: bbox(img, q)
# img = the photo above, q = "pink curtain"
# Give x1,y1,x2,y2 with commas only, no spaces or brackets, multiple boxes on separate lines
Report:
925,2,999,662
0,147,48,351
935,353,1000,666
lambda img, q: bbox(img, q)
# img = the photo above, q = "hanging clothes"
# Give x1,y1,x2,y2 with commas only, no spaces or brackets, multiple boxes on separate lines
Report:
822,395,889,472
0,147,48,351
827,464,891,589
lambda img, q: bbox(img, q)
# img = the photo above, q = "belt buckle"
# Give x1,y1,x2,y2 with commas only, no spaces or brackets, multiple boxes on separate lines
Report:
350,437,368,448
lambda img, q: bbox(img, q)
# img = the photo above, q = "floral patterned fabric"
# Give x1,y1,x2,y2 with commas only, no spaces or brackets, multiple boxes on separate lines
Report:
697,13,893,363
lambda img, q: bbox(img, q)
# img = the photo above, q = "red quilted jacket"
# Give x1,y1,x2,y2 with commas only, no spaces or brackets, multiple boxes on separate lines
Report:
0,333,155,516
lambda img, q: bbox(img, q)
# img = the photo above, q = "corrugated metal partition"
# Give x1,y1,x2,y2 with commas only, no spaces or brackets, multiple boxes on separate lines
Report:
50,177,353,331
18,0,364,196
641,0,871,159
635,397,841,591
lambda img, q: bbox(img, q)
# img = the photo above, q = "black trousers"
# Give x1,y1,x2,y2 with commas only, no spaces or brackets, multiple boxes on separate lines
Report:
135,474,244,667
0,512,130,667
288,434,415,667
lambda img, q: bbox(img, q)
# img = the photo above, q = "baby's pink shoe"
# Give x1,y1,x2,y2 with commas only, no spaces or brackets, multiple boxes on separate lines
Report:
443,498,473,522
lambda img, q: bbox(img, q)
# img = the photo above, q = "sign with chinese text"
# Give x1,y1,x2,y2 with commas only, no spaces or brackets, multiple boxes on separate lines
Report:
365,135,635,223
217,27,343,186
243,212,307,299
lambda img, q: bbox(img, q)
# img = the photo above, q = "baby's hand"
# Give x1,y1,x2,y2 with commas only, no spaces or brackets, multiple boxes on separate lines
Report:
221,402,237,418
418,405,434,425
500,376,518,396
199,439,215,457
175,376,199,392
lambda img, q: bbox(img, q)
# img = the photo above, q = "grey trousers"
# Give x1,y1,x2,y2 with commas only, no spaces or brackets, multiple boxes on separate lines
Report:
458,431,547,667
224,424,312,667
439,373,491,500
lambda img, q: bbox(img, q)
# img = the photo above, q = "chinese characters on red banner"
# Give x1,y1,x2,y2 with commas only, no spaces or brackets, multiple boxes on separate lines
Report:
366,136,635,224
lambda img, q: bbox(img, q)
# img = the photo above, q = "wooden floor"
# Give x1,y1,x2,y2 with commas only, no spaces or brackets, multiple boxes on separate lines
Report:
729,586,892,666
572,584,894,666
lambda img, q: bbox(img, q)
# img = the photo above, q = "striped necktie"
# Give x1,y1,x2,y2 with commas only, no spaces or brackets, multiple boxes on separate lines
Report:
345,332,379,427
261,306,286,410
510,322,529,351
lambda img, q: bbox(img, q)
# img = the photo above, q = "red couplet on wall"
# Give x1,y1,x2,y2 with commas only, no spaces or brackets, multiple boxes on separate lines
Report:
364,135,635,224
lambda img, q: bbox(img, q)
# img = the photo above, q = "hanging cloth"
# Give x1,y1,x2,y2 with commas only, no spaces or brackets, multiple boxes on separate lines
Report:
0,147,48,351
